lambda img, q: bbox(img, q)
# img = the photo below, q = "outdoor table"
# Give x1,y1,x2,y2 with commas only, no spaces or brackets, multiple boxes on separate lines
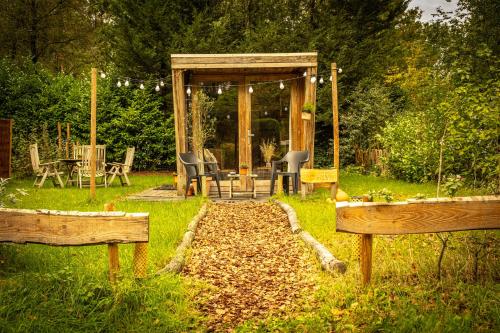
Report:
58,159,80,186
228,173,257,199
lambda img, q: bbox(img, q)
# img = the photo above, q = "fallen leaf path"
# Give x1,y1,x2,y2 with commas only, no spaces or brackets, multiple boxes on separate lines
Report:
183,201,317,330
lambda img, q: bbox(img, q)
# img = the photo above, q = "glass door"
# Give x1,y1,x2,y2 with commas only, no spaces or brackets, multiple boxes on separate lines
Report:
250,83,290,178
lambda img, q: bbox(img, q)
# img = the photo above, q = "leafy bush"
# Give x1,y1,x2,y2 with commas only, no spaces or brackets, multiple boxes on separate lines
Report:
0,58,176,175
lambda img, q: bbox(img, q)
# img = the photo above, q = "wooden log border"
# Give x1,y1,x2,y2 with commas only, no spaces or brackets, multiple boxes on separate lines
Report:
157,203,208,274
335,196,500,285
274,200,346,274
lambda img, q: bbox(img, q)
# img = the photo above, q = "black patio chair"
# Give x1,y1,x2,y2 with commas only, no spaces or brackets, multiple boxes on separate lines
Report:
179,152,222,198
270,150,309,195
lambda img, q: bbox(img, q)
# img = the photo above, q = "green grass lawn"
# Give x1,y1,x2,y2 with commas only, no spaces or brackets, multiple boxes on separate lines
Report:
0,173,498,332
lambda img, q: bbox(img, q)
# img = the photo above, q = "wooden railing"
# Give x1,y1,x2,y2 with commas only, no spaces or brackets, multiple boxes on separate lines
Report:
0,204,149,282
336,196,500,285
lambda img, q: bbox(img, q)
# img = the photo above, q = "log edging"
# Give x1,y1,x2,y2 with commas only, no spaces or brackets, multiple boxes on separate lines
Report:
157,203,208,274
273,199,346,274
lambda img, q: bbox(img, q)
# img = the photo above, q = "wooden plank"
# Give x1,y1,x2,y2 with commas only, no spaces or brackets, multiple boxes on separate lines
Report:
336,196,500,235
172,69,187,195
191,73,297,83
301,168,338,183
171,53,317,69
104,203,119,283
0,208,149,245
90,68,97,199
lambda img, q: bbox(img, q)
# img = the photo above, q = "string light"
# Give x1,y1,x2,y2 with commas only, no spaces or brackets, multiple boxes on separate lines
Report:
160,80,164,87
303,71,307,77
329,75,332,82
310,75,316,84
226,114,230,119
279,80,285,90
100,72,106,79
248,86,253,94
264,111,268,116
140,83,145,90
155,84,160,92
124,79,129,87
319,77,324,84
186,86,191,96
338,68,343,73
117,80,122,88
217,86,222,95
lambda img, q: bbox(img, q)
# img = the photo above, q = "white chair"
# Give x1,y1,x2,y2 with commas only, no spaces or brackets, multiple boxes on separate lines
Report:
77,145,107,188
29,143,64,188
107,147,135,186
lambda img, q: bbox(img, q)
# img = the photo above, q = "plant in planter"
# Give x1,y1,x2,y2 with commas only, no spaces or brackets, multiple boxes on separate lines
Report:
302,102,315,120
259,139,276,168
240,163,249,175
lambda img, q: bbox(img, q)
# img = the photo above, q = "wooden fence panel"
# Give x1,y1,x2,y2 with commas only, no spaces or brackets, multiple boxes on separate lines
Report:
0,119,12,178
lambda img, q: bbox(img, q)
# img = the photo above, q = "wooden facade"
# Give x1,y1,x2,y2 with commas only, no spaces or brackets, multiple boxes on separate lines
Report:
171,53,319,194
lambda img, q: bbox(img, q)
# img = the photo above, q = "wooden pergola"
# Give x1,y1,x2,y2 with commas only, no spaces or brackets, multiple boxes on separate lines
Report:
171,53,338,195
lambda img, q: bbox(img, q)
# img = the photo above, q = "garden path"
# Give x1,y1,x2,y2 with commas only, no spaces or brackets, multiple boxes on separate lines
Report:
183,201,318,330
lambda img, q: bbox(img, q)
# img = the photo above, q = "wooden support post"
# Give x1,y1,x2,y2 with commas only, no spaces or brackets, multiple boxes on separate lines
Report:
66,123,70,159
133,242,148,278
360,234,373,285
331,63,339,198
90,68,97,200
172,69,187,196
57,122,62,158
104,203,119,283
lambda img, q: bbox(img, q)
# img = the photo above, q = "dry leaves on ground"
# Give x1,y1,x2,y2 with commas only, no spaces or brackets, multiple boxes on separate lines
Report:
183,201,318,331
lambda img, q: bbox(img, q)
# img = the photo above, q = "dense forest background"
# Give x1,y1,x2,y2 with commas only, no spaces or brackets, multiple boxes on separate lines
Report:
0,0,498,191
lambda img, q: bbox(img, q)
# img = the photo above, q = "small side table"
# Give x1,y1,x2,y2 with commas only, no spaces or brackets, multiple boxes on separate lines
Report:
228,173,258,199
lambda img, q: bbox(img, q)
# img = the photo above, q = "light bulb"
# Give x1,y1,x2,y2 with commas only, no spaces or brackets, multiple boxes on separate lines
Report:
303,71,307,77
124,79,129,87
329,75,332,82
217,86,222,95
248,86,253,94
140,83,145,90
226,114,230,119
155,84,160,92
117,80,122,87
186,86,191,96
284,106,288,111
100,72,106,79
279,81,284,90
310,76,316,83
160,80,164,87
264,111,268,116
319,77,324,84
338,68,343,73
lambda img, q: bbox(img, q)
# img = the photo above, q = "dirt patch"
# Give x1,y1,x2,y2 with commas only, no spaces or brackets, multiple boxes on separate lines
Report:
183,201,317,331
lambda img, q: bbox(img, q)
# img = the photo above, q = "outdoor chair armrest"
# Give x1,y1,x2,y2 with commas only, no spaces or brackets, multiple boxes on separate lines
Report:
182,162,199,166
107,162,125,167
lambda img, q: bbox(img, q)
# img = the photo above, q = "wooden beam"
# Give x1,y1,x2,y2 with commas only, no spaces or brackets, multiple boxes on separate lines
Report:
336,196,500,235
331,63,339,171
360,234,373,285
303,67,317,168
171,53,317,69
104,203,119,283
172,69,187,195
57,122,62,157
0,207,149,245
190,73,298,84
290,78,305,151
90,68,97,199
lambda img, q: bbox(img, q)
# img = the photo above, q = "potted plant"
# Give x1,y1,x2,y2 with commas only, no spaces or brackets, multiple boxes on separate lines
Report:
302,102,315,120
239,163,249,175
259,139,276,168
